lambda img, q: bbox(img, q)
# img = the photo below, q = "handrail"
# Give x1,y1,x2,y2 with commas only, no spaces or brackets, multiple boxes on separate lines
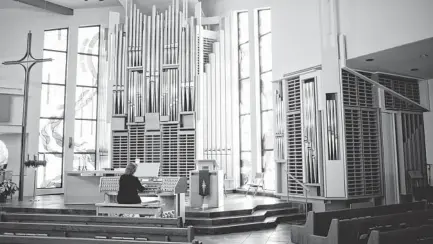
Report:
342,67,429,112
287,173,310,192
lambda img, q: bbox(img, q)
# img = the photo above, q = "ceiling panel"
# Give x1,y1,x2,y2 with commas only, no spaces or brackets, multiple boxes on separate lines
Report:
347,37,433,80
49,0,120,9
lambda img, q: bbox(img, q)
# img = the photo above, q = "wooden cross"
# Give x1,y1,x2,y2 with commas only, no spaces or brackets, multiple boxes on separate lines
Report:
2,31,52,201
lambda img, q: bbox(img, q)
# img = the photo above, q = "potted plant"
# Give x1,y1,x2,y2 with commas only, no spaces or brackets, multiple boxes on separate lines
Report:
0,179,19,202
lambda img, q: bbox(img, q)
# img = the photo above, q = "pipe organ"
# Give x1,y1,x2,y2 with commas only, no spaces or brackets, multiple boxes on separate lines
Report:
109,0,200,179
108,0,235,181
273,67,429,206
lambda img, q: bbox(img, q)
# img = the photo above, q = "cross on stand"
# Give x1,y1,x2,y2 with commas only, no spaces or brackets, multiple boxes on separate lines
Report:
2,31,52,201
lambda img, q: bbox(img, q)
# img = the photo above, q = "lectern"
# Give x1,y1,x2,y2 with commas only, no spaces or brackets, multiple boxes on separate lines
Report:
190,166,224,208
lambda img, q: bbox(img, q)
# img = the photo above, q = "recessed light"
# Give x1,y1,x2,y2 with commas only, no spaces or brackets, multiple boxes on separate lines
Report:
410,68,419,71
420,54,429,58
365,58,374,62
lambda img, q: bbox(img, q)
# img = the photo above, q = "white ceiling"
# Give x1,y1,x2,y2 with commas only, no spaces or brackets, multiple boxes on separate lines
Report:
347,37,433,80
49,0,120,9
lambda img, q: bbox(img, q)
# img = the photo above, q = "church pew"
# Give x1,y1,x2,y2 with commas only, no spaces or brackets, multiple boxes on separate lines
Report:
291,201,427,244
0,222,194,243
307,209,433,244
0,212,183,228
367,225,433,244
0,235,198,244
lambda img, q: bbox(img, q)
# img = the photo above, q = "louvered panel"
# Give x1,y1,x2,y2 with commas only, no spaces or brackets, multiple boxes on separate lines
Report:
203,37,215,65
345,108,364,197
161,124,179,177
128,124,145,164
179,130,196,179
145,131,161,164
378,74,421,111
112,131,128,168
361,109,381,196
286,78,301,111
342,70,374,108
342,71,358,107
285,77,303,195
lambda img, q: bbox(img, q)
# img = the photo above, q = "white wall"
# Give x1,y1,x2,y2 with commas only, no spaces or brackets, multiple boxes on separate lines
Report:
339,0,433,59
0,6,123,196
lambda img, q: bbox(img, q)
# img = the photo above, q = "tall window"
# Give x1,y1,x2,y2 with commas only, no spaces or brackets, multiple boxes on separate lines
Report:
38,28,69,188
73,26,100,171
237,11,251,186
257,9,274,190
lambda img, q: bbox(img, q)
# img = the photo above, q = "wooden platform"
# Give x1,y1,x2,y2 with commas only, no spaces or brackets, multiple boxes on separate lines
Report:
0,193,306,234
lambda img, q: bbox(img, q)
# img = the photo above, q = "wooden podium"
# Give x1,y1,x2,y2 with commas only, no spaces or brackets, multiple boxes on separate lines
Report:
190,170,224,208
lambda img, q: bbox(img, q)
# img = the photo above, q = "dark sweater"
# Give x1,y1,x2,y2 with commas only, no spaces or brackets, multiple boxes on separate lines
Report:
117,174,145,204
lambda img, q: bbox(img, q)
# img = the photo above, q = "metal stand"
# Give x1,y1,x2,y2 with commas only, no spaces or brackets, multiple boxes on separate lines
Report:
2,32,52,201
29,167,39,202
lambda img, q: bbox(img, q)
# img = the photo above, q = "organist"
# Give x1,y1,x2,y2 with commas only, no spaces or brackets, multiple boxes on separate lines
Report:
117,162,145,204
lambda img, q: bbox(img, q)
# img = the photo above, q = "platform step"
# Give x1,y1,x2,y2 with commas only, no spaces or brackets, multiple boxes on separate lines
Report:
0,207,95,216
193,213,305,234
185,202,293,218
186,207,298,226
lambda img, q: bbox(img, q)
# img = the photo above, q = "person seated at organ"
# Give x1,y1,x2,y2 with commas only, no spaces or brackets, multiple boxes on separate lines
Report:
117,162,145,204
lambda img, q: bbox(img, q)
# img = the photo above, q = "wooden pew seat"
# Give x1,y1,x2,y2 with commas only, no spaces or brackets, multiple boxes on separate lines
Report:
367,225,433,244
0,212,182,228
0,235,195,244
0,222,194,243
291,201,427,244
307,209,433,244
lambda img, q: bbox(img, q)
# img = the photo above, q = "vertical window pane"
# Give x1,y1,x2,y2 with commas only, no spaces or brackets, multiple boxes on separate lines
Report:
239,78,251,114
262,150,275,190
240,115,251,151
238,43,250,79
258,9,271,35
37,153,63,188
40,84,65,118
73,153,96,171
238,12,249,44
74,120,97,153
78,26,100,55
39,119,64,153
75,87,97,119
260,72,273,111
240,152,252,186
261,110,274,150
42,51,67,84
76,55,99,86
44,29,68,51
259,33,272,72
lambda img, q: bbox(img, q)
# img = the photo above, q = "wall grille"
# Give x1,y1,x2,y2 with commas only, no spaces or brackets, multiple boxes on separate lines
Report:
128,124,145,164
144,131,161,164
179,130,196,179
378,74,421,111
342,70,381,197
161,124,179,177
112,131,128,168
285,77,304,195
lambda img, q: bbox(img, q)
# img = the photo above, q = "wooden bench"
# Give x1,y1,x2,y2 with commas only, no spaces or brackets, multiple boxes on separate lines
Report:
95,203,162,216
0,235,197,244
0,222,194,242
367,225,433,244
0,212,183,228
291,201,427,244
307,209,433,244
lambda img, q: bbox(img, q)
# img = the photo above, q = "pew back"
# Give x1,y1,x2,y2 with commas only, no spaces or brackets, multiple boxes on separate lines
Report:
0,235,192,244
367,225,433,244
0,212,182,228
336,209,433,244
0,222,194,242
314,201,426,236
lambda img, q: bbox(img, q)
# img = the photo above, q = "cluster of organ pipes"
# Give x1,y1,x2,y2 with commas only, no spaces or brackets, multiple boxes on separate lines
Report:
112,0,197,122
275,89,284,160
